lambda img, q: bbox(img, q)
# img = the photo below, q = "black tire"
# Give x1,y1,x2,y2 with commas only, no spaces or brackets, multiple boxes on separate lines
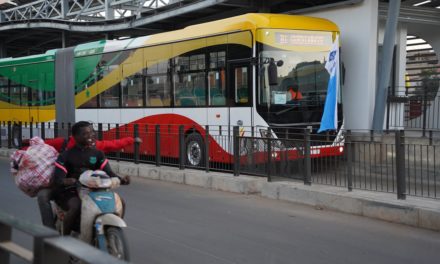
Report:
105,227,130,261
185,133,205,167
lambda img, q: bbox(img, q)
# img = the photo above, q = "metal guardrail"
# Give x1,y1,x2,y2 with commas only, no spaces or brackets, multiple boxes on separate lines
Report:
0,211,129,264
386,92,440,134
1,121,439,200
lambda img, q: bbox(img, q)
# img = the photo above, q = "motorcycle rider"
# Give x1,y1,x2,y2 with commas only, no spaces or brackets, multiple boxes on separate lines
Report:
53,121,130,235
36,123,137,229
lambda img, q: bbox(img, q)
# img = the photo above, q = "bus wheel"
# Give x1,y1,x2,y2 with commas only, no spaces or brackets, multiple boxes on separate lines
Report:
185,133,204,167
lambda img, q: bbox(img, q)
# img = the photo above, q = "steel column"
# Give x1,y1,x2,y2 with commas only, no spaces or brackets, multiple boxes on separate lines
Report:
105,0,115,20
372,0,401,131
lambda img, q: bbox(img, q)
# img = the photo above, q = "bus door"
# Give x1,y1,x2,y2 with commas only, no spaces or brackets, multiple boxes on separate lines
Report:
227,62,252,136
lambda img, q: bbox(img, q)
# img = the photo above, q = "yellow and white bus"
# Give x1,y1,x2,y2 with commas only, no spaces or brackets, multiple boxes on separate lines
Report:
0,13,343,166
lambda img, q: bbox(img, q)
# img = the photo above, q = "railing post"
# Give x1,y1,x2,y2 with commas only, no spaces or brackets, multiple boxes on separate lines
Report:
281,128,288,176
67,122,72,137
304,128,312,185
32,232,60,264
422,88,427,137
98,123,103,140
18,121,22,148
267,136,272,182
386,89,391,131
205,125,210,173
54,122,59,138
250,126,255,168
0,222,12,264
134,124,139,164
0,122,2,148
429,130,433,146
346,130,353,191
41,122,45,140
395,130,406,200
7,121,11,149
233,126,239,176
155,125,161,167
30,121,33,138
144,124,148,157
179,125,185,170
61,122,65,136
115,124,120,162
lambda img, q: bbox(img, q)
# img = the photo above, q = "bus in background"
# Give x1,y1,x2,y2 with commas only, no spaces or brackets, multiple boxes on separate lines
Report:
0,13,343,167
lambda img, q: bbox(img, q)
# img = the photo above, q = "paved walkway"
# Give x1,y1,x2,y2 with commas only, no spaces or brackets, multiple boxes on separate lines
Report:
1,147,439,232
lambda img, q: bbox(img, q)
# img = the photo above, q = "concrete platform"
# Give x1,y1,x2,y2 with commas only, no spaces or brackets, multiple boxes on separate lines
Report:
2,147,439,232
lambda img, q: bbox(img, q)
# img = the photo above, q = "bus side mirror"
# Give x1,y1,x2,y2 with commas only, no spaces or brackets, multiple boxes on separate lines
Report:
268,59,278,85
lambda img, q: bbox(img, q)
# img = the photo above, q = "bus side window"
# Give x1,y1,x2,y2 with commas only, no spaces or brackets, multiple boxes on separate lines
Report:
173,55,205,107
0,76,9,103
147,59,171,107
10,76,22,106
121,74,144,107
41,71,55,106
233,66,249,105
208,50,226,106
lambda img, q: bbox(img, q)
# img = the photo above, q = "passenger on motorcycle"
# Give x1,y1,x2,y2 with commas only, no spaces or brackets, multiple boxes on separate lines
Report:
52,121,130,235
37,123,138,229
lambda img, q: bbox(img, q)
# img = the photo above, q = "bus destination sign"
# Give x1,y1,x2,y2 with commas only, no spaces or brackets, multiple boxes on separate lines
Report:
275,32,326,46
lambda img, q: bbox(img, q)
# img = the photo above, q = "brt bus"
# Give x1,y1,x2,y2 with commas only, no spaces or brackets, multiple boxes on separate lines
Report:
0,13,343,166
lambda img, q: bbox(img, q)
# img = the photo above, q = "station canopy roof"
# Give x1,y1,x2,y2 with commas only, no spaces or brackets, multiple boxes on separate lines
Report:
0,0,439,57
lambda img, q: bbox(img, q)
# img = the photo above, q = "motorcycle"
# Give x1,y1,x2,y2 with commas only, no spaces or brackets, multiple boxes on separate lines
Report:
51,170,130,261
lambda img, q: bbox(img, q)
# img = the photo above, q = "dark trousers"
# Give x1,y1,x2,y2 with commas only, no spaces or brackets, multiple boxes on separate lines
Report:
37,188,56,229
62,196,81,235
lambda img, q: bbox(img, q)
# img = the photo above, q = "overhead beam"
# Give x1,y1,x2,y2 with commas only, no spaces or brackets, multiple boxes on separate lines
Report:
379,2,440,25
180,7,255,27
0,0,227,33
77,15,106,21
215,0,253,8
5,32,40,43
132,0,227,28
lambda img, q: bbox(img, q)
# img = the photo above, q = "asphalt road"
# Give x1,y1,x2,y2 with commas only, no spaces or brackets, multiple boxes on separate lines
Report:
1,157,440,264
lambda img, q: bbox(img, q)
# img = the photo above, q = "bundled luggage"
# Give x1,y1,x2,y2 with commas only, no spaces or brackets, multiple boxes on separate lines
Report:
10,137,59,197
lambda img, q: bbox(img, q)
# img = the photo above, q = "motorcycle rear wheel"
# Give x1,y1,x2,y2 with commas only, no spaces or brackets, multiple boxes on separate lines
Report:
105,227,130,261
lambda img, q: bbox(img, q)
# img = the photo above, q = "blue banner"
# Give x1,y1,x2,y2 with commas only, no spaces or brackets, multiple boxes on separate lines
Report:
318,36,339,133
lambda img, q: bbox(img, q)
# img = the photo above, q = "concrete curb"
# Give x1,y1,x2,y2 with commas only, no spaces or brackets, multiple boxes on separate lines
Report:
1,148,439,232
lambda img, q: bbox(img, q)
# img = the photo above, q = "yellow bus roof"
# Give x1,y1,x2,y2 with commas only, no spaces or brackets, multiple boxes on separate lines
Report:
145,13,339,46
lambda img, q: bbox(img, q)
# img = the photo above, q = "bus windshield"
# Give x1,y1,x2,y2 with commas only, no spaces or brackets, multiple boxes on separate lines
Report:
257,29,339,128
258,50,330,106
